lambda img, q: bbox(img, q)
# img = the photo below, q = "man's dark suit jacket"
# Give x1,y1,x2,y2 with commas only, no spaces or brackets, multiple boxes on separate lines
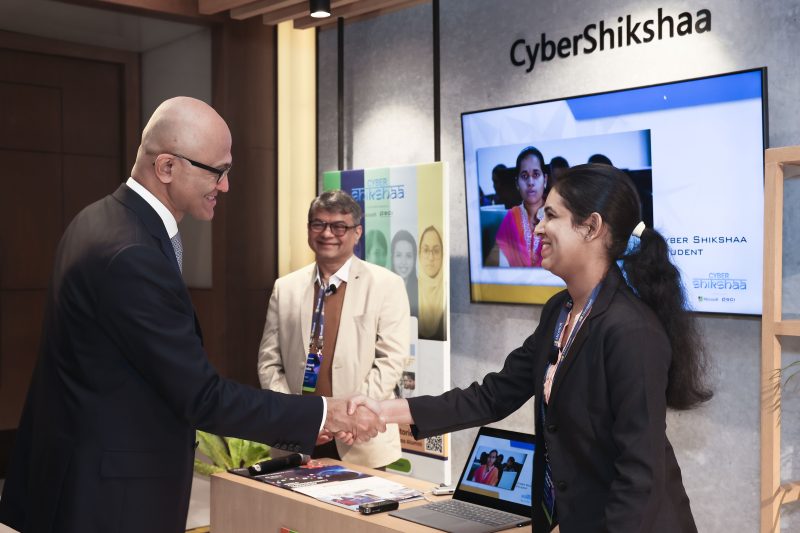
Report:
0,184,323,533
407,267,698,533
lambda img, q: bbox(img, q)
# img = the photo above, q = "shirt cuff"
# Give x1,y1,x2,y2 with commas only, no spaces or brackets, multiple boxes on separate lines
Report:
319,396,327,432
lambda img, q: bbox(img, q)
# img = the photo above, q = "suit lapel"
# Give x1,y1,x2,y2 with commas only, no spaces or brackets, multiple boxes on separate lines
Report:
547,269,623,403
112,184,201,343
548,321,591,401
112,184,182,275
335,257,363,360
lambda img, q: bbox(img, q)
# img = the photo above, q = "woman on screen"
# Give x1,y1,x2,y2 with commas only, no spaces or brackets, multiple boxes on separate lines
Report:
391,230,419,317
356,164,713,532
472,450,499,486
495,146,548,267
418,225,445,340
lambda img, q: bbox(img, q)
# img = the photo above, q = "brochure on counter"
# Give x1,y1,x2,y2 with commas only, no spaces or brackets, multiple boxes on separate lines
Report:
231,460,423,511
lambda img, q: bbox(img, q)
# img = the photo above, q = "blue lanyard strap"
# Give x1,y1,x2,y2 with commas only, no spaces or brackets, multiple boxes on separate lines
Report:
551,281,603,364
309,285,327,352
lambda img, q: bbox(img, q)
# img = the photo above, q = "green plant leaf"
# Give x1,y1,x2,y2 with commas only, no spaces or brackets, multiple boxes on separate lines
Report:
193,459,224,476
196,430,233,469
238,439,271,467
783,360,800,389
226,436,244,468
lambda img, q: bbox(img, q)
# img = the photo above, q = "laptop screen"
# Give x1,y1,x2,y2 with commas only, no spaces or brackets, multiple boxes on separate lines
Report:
452,426,534,517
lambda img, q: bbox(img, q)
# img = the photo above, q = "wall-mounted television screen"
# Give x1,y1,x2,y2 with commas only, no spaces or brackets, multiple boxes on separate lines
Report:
462,68,766,315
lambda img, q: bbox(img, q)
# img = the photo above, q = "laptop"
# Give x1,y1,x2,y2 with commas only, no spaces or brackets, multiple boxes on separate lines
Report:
390,426,534,533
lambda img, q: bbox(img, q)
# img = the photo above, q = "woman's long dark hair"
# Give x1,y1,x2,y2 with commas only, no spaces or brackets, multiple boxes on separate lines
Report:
553,164,712,410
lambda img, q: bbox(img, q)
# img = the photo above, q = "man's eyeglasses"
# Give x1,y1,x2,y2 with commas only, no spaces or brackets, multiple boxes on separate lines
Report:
170,153,231,184
308,220,359,237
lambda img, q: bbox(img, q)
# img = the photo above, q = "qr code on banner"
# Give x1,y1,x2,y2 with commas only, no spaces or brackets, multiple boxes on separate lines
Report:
425,435,444,454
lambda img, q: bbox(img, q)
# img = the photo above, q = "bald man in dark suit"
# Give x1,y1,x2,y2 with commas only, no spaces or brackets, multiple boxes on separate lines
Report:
0,97,381,533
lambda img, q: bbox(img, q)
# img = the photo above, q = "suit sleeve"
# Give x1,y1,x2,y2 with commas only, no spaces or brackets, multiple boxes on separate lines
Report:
602,319,672,531
407,295,559,438
357,272,409,400
96,244,322,453
257,283,292,393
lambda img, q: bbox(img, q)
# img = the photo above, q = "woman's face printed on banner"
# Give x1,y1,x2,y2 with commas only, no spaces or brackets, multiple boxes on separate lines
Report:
420,228,443,278
393,240,415,279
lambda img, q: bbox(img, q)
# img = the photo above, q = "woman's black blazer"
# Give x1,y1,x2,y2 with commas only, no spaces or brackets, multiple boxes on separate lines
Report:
408,267,697,532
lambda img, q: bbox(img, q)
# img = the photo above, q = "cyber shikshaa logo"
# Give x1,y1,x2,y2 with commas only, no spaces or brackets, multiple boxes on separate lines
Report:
510,7,712,73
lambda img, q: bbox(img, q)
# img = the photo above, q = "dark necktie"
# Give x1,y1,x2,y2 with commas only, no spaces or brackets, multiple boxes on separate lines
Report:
170,232,183,273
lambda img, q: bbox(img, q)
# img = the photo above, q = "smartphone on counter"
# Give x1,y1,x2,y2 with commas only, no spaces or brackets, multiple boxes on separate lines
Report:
358,499,399,515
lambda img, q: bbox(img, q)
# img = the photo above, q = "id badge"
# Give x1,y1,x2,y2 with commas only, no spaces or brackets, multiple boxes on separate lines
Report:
302,350,323,392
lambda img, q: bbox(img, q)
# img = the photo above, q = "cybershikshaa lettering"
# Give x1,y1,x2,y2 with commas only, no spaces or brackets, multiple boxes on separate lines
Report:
510,8,712,73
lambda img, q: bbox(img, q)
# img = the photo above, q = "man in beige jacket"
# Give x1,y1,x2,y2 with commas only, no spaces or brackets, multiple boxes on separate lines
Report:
258,189,409,468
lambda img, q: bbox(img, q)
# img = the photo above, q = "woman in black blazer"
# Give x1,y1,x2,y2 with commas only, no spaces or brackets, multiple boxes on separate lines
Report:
358,164,713,532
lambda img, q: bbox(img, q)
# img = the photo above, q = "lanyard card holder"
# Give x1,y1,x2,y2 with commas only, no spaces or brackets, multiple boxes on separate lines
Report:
302,349,323,392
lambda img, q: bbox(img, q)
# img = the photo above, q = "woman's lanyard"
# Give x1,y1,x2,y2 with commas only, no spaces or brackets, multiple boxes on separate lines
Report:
550,281,603,372
539,281,603,526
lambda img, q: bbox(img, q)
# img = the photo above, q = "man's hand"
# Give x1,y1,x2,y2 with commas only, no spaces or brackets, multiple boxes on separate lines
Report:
316,429,334,446
347,396,413,426
324,396,386,445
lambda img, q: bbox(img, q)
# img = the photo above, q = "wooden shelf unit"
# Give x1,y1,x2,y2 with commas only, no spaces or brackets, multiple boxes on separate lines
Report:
761,145,800,532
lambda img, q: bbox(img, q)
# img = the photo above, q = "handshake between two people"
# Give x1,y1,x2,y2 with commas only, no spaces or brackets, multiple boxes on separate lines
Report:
319,395,413,446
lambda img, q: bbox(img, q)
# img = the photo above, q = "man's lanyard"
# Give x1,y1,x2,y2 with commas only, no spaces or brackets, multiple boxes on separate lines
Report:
303,282,336,393
308,284,327,353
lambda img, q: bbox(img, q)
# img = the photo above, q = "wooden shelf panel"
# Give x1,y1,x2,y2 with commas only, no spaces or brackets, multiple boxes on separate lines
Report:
780,481,800,503
762,145,800,533
772,320,800,337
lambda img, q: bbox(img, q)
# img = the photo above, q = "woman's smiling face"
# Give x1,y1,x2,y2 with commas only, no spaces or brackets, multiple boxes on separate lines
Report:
535,189,589,279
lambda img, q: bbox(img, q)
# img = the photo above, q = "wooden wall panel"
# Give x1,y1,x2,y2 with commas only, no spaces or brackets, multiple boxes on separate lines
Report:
0,291,46,430
63,154,122,223
0,48,63,87
0,82,61,152
189,288,226,376
224,288,270,387
0,151,63,289
212,17,279,386
0,34,138,464
61,59,123,157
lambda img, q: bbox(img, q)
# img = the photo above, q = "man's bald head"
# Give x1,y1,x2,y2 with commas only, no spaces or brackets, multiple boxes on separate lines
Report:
138,97,230,161
131,97,232,221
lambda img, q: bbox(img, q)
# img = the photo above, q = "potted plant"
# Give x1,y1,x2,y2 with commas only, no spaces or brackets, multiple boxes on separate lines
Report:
193,431,271,475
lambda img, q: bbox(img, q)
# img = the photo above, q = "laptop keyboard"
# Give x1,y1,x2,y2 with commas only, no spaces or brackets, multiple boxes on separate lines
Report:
426,499,525,526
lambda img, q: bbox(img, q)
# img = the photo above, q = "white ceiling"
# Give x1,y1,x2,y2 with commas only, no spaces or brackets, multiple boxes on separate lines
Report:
0,0,206,52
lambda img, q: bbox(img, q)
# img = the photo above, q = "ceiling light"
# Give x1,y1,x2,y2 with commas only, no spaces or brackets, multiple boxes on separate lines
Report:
310,0,331,18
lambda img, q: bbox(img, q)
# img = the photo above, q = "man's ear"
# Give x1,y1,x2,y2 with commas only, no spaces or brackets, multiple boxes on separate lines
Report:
354,223,363,242
153,154,175,184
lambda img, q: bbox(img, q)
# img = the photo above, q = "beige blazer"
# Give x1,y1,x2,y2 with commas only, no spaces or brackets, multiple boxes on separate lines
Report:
257,257,409,467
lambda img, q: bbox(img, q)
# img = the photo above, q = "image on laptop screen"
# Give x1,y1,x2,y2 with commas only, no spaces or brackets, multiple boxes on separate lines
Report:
454,427,534,516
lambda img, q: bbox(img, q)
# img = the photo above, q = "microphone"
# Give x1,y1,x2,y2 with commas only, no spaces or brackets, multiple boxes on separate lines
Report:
327,283,337,295
247,453,309,476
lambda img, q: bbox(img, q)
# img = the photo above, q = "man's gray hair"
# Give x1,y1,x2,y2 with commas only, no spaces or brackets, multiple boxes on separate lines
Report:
308,189,363,224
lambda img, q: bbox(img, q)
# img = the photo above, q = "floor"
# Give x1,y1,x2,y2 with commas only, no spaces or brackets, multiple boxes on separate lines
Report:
0,475,211,532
